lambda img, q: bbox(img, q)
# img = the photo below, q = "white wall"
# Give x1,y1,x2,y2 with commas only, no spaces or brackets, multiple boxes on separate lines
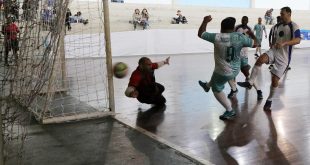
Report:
117,0,310,10
65,29,310,58
255,0,310,10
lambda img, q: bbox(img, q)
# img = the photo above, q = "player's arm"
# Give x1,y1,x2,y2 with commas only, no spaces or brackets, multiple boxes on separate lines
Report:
125,86,138,98
198,15,212,38
156,57,170,68
246,30,257,48
263,26,267,38
276,29,301,48
268,27,273,47
125,73,140,98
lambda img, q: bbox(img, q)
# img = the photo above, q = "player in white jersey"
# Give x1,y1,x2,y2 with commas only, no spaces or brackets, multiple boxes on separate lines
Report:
227,16,263,100
237,7,301,111
253,17,267,57
197,16,256,120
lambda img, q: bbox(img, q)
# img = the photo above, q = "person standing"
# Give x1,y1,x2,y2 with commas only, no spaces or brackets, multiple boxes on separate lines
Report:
65,8,72,31
198,16,256,120
237,7,301,111
253,17,267,57
3,16,19,65
227,16,263,100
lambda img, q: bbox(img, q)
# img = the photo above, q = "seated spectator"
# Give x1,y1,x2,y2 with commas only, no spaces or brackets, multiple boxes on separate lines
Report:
171,10,187,24
69,11,88,25
264,8,274,25
132,8,141,30
141,8,149,30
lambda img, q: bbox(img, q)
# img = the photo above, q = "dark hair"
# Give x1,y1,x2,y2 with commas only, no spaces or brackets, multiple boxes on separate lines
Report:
221,17,236,31
138,57,150,65
242,16,248,20
281,6,291,14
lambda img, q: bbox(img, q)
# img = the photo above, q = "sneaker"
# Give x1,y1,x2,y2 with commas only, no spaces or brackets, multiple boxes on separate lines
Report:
263,100,272,111
227,89,238,98
237,81,252,89
257,90,263,100
198,80,210,92
269,64,273,69
254,53,259,58
219,110,236,120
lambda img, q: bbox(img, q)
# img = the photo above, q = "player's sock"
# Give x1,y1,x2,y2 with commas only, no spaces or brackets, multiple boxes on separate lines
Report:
248,65,260,85
253,80,260,91
267,86,277,100
258,47,262,55
214,91,232,111
228,79,237,91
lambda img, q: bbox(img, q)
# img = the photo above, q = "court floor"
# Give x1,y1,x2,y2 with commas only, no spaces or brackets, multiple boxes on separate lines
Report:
113,48,310,164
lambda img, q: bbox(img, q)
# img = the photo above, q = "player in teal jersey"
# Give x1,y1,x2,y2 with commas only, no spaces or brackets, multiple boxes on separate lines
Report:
253,17,267,57
198,15,257,120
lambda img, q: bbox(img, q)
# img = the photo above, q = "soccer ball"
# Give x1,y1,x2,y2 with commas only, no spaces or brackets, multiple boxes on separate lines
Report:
113,62,128,78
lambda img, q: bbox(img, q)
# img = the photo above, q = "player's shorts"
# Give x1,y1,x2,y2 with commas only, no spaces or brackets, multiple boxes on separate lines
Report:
240,57,249,68
240,48,248,58
5,40,19,51
210,71,239,93
265,49,289,78
256,38,262,47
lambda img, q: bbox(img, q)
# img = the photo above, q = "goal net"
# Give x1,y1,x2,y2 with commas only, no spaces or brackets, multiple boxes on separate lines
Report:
1,0,114,162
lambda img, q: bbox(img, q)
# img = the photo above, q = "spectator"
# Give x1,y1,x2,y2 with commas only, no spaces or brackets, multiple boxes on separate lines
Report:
6,0,19,21
125,57,170,106
172,10,187,24
65,8,72,31
41,4,53,30
3,16,19,65
47,0,55,7
22,0,38,21
0,0,3,21
69,11,88,25
265,8,274,25
141,8,149,30
132,8,141,30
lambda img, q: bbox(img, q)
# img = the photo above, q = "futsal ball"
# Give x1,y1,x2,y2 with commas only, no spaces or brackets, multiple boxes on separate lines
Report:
113,62,128,78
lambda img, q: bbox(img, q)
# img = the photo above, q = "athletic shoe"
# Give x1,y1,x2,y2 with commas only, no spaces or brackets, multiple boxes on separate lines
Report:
257,90,263,100
254,53,259,58
219,110,236,120
263,100,272,111
198,80,210,92
237,81,252,89
268,64,273,69
227,89,238,98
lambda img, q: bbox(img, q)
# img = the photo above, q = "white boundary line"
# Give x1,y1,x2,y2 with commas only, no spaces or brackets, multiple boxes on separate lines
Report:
114,115,214,165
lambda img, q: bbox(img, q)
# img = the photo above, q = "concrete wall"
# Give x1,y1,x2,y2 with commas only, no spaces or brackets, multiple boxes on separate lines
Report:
65,2,310,58
68,2,310,33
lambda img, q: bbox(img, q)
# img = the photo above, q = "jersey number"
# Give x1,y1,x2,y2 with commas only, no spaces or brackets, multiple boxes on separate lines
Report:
226,46,235,62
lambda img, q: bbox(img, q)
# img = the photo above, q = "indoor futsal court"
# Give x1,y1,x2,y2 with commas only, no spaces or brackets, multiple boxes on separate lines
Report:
113,48,310,164
1,0,310,164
